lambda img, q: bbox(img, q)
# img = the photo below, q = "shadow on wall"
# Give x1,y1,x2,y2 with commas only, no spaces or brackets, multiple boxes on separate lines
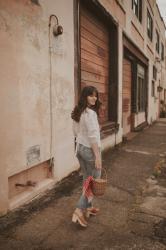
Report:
31,0,40,6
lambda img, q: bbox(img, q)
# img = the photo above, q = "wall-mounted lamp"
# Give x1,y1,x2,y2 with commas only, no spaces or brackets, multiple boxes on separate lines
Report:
155,56,161,63
157,86,163,92
53,24,63,36
154,56,162,73
49,14,63,37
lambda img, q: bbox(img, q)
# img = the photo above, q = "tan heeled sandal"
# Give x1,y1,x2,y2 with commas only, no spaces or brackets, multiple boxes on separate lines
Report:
86,207,100,218
72,212,88,227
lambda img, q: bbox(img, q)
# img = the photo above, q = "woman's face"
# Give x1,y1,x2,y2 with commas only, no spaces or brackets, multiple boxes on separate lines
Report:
87,92,97,107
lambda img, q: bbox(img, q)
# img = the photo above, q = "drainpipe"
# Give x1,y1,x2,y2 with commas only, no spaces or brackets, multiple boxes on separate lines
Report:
48,15,63,169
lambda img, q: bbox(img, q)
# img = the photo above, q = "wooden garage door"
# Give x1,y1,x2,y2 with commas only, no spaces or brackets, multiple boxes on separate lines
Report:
80,6,109,124
122,58,132,135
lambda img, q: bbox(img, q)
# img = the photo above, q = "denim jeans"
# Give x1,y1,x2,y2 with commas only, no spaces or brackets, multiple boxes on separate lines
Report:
76,144,101,209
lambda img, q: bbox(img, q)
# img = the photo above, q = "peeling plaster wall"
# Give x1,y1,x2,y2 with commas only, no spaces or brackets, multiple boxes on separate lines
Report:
0,0,76,213
40,0,77,181
0,0,51,177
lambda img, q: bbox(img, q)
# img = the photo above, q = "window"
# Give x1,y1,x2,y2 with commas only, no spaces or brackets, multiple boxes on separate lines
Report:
152,80,155,97
153,65,157,80
147,9,153,41
137,65,145,112
161,42,164,61
138,77,145,111
164,89,166,103
156,30,160,53
132,0,142,22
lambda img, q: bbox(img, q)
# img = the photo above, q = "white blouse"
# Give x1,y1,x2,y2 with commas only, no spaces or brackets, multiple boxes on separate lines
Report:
73,108,101,148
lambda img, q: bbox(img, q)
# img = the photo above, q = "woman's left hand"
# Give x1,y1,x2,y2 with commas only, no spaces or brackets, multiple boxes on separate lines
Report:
95,156,102,169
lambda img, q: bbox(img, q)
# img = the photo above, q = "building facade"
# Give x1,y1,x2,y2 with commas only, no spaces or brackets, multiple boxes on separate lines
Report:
0,0,165,215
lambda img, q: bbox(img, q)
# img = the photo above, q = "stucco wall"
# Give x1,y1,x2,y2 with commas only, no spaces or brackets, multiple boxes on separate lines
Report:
40,0,77,181
0,0,76,213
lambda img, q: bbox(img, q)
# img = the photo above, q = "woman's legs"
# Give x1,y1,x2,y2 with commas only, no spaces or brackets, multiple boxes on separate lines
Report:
72,152,89,227
76,154,89,209
72,144,101,226
76,144,101,210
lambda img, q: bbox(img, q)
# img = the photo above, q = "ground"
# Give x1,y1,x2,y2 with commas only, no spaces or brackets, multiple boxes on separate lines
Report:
0,119,166,250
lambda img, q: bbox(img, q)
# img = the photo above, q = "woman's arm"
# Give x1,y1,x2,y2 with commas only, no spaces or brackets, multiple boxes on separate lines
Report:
72,121,79,137
91,143,102,169
84,110,102,169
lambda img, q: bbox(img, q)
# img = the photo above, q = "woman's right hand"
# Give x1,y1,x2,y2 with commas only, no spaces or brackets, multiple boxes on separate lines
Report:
91,142,102,169
95,156,102,169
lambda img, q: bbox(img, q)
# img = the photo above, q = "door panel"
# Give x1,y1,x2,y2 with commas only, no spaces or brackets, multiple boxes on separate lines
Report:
80,5,109,124
122,58,132,135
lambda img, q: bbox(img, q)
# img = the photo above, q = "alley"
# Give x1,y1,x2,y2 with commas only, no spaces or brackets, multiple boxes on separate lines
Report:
0,119,166,250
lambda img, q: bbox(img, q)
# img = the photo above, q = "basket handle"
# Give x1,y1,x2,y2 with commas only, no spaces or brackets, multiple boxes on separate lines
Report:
101,168,107,181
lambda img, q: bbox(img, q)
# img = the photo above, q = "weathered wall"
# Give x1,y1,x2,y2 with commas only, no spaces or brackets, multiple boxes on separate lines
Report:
0,0,50,178
40,0,77,181
0,0,76,213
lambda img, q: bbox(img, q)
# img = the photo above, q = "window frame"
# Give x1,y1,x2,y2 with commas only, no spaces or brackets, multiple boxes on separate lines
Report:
153,65,157,80
164,89,166,103
156,30,160,54
147,9,153,41
161,42,164,61
132,0,142,22
151,80,155,97
137,65,145,112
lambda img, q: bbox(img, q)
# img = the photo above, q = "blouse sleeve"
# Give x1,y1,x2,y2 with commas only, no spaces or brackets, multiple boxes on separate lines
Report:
72,120,79,137
84,109,98,144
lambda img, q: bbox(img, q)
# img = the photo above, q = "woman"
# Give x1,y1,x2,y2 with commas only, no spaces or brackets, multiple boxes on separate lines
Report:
71,85,102,227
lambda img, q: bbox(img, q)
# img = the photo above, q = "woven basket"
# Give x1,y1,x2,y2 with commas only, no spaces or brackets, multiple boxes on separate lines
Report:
92,168,107,196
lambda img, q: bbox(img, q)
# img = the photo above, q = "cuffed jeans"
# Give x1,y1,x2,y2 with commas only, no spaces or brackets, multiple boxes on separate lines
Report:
76,144,101,209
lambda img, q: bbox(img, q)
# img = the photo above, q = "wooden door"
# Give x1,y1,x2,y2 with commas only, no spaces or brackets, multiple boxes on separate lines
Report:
122,58,132,135
80,5,109,124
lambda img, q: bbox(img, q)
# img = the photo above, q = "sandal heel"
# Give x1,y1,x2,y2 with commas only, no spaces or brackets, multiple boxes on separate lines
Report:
72,213,78,223
86,211,90,218
72,212,87,227
86,207,99,217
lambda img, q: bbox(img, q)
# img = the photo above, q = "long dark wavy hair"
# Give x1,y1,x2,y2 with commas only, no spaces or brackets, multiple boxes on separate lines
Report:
71,85,101,122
